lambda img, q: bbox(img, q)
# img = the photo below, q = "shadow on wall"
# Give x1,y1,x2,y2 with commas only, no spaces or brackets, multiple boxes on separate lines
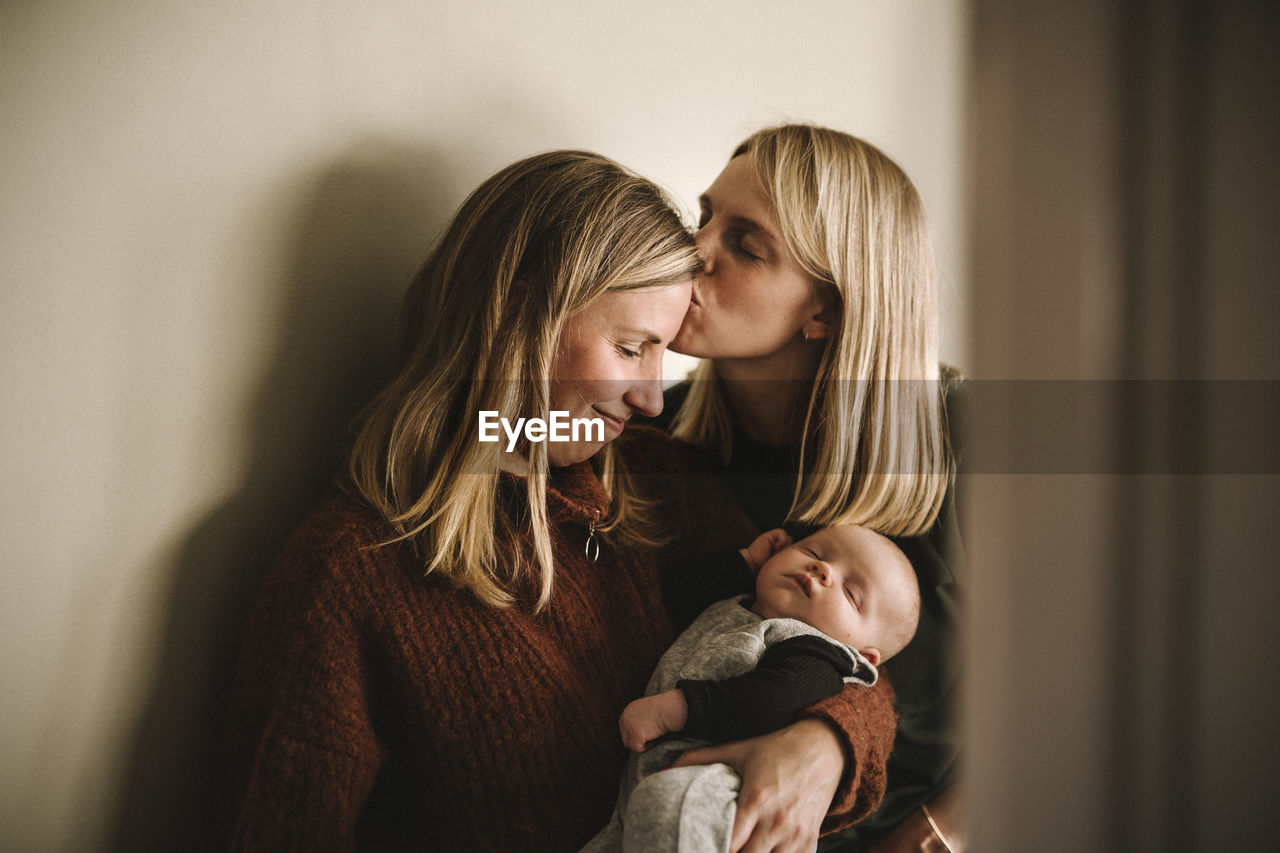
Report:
107,141,459,852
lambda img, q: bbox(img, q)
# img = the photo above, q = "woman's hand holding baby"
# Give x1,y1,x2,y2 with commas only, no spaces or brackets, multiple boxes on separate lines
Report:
672,718,844,853
619,689,689,752
740,528,792,574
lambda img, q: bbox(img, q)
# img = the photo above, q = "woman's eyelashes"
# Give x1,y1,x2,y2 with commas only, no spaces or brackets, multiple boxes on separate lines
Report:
698,208,761,262
729,230,761,261
614,343,642,359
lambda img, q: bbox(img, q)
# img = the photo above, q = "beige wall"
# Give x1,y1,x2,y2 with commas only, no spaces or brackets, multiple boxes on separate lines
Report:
0,2,967,849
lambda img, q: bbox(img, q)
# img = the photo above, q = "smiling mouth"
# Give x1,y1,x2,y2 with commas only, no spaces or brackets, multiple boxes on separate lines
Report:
594,408,629,433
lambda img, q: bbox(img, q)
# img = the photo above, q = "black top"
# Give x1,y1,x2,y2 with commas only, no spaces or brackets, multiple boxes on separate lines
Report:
658,548,857,743
646,381,964,845
681,633,855,742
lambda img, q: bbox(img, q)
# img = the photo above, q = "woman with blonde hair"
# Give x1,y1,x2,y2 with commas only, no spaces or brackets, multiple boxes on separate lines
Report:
661,125,966,851
222,149,898,851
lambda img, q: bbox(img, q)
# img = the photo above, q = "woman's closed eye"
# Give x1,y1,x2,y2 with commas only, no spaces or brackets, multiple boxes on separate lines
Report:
614,343,642,359
729,230,761,261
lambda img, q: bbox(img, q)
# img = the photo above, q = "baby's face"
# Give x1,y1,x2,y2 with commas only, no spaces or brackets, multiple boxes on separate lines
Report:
752,525,916,666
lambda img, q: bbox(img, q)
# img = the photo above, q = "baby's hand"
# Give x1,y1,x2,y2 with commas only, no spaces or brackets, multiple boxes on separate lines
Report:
740,528,793,574
619,689,689,752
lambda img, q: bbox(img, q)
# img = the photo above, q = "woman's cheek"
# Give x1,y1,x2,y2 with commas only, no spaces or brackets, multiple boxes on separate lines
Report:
580,376,628,401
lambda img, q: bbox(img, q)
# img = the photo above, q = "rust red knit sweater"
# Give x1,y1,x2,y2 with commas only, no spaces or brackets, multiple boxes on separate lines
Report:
222,428,896,851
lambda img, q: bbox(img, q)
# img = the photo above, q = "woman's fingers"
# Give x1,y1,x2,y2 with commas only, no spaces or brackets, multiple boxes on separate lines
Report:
670,741,740,770
670,742,766,851
728,805,760,852
731,792,784,853
732,783,822,853
674,729,835,853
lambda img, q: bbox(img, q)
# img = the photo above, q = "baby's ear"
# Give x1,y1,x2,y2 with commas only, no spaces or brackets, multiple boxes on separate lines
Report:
861,647,882,667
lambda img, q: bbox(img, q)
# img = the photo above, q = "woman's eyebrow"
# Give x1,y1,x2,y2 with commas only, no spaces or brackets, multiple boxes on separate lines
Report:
726,214,767,233
700,193,778,249
618,327,664,344
699,194,765,228
726,214,777,249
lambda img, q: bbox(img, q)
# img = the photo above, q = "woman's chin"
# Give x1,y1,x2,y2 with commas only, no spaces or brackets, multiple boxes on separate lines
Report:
670,330,710,358
547,441,607,468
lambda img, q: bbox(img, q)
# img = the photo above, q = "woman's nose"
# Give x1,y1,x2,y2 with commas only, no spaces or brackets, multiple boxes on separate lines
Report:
623,374,664,418
695,228,716,275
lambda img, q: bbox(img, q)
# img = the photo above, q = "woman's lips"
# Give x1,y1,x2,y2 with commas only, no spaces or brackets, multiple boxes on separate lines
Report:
594,408,628,436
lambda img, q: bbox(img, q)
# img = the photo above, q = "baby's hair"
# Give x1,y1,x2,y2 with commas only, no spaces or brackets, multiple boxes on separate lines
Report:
877,535,921,662
829,523,920,662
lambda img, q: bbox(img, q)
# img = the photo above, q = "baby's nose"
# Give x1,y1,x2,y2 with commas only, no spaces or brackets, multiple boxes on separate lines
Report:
808,563,831,585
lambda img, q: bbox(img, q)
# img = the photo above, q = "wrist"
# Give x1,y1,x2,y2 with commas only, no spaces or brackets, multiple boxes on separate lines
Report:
664,688,689,732
789,717,845,779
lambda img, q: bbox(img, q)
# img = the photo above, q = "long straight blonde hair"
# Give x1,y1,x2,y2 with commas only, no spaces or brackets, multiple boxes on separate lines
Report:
672,125,950,536
347,151,700,610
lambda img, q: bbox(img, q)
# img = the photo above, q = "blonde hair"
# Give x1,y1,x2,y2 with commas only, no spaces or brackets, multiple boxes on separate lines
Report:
347,150,700,610
672,125,950,536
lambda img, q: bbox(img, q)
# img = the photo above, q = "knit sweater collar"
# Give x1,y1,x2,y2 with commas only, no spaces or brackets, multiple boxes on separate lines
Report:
501,460,611,526
546,460,611,524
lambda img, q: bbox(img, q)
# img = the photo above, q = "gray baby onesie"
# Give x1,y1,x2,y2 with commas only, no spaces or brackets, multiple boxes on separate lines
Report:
581,595,877,853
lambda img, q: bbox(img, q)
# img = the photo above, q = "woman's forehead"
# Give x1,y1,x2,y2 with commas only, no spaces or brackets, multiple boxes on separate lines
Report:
704,156,776,226
571,284,691,335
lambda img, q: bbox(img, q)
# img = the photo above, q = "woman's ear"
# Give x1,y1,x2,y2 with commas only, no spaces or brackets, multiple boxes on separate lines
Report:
801,294,840,341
